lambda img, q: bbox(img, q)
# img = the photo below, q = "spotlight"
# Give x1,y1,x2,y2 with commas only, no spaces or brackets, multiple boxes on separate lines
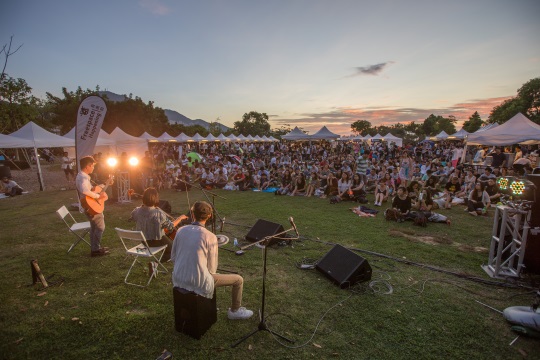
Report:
128,157,139,166
497,177,510,190
107,157,118,167
510,180,525,196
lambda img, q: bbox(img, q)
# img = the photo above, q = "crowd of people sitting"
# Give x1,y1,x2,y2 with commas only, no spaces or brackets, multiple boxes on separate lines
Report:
105,139,538,224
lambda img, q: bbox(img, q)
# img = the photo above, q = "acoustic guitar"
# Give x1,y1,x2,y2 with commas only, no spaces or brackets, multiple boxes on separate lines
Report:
82,176,114,216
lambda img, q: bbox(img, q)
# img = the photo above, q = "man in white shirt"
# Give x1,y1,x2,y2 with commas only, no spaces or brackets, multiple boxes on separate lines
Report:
171,202,253,320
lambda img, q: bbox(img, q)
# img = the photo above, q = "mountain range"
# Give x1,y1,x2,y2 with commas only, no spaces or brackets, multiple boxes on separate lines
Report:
99,91,230,132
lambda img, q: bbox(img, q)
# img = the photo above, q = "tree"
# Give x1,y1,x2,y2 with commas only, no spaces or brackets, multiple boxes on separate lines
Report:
207,118,222,136
271,124,292,139
46,86,98,134
1,36,23,82
0,75,40,133
233,111,271,136
350,120,371,135
462,111,484,133
488,77,540,124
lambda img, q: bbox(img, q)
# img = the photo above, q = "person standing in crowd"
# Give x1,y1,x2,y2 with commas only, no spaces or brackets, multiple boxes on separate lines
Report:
75,156,112,257
171,201,253,320
490,147,506,169
61,151,75,182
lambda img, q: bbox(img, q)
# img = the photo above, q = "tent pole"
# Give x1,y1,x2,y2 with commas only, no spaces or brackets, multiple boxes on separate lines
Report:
0,149,22,170
34,146,45,191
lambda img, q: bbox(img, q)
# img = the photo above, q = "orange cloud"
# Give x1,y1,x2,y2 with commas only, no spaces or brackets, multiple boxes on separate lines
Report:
271,96,513,135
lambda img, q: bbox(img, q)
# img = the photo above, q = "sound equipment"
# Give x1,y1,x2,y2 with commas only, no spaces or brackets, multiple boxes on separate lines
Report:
316,244,372,288
173,287,217,340
246,219,284,245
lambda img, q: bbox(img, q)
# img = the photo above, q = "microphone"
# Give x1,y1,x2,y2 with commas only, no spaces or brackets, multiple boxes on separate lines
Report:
289,216,299,237
220,217,226,232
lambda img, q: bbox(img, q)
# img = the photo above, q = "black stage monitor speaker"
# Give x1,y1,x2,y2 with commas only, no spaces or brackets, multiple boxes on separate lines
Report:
316,244,372,288
246,219,285,244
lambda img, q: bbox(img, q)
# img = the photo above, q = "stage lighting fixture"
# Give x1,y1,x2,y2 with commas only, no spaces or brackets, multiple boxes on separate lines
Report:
107,157,118,167
128,156,139,166
497,177,509,190
510,180,525,196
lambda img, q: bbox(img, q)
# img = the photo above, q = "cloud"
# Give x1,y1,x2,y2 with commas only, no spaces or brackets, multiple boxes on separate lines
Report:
140,0,171,15
350,62,394,77
270,96,512,135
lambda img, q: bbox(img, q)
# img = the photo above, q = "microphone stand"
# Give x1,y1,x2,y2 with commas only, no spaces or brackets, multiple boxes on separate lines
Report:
176,177,252,232
231,226,299,348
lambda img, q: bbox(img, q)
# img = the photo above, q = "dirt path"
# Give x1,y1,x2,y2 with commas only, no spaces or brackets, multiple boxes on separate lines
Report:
8,163,72,193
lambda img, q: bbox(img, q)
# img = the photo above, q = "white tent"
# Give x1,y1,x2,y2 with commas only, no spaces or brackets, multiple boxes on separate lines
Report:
383,133,403,147
227,134,238,142
254,135,262,141
309,126,340,140
433,130,449,140
448,128,469,140
64,127,116,147
108,127,148,157
217,134,229,142
466,113,540,145
0,133,35,148
205,134,218,141
475,123,499,133
269,136,279,142
9,122,76,190
140,132,158,141
175,133,192,142
191,133,206,142
372,133,384,140
282,127,310,141
247,135,255,141
157,132,177,142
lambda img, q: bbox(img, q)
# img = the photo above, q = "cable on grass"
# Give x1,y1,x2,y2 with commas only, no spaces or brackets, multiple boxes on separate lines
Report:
265,294,354,349
302,236,537,291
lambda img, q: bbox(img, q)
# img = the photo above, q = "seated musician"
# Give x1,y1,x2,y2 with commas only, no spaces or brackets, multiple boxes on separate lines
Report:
130,187,188,264
171,201,253,320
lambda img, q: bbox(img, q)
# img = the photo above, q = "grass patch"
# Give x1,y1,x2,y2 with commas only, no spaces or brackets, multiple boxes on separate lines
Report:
0,189,539,359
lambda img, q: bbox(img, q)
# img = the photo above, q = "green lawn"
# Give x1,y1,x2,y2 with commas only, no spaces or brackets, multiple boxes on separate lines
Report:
0,188,538,359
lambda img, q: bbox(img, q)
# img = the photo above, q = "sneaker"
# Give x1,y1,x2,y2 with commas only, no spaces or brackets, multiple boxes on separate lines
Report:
469,211,478,216
227,307,254,320
91,248,110,257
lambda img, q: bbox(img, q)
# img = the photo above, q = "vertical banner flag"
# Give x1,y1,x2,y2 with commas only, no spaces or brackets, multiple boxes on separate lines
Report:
75,96,107,170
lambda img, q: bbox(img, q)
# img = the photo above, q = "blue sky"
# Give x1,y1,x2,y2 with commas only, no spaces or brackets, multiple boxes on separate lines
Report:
2,0,539,135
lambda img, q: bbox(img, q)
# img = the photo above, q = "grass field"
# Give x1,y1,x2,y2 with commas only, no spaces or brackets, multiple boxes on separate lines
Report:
0,186,539,359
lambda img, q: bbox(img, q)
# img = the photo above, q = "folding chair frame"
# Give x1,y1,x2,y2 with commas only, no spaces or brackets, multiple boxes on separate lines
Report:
56,205,91,253
115,228,169,287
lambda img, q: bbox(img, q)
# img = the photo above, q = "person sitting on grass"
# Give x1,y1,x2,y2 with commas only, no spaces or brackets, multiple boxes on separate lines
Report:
392,186,412,222
1,176,24,197
423,171,439,194
289,172,306,196
276,169,293,195
383,172,396,197
443,176,461,209
484,178,501,205
467,182,490,216
305,171,320,197
350,173,366,200
232,168,246,191
374,178,389,206
417,189,452,225
321,172,338,199
337,172,353,201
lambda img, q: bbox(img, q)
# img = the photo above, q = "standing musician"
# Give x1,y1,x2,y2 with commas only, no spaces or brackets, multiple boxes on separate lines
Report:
171,201,254,320
130,187,188,265
76,156,112,257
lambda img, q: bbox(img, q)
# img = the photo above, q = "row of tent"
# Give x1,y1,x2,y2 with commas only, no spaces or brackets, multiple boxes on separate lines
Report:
429,113,540,145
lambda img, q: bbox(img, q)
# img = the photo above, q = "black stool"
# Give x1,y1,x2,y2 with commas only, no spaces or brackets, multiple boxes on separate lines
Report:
173,287,217,339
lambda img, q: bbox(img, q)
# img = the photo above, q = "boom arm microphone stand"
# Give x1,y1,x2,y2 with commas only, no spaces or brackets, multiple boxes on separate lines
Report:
232,218,300,348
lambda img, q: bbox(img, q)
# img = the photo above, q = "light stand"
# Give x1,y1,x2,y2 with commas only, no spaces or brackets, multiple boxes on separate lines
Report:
231,223,299,348
116,171,131,203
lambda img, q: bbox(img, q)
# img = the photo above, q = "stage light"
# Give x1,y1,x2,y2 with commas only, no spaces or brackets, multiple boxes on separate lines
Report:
497,177,509,190
510,180,525,196
107,157,118,167
128,156,139,166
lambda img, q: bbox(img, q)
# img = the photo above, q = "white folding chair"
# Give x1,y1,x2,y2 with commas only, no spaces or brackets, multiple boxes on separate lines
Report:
115,228,168,287
56,205,91,253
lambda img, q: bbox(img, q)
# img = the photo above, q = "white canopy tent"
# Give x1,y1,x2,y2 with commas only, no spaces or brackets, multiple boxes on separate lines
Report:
432,130,449,141
475,123,499,133
466,113,540,145
282,127,310,141
227,134,238,142
383,133,403,147
217,134,230,142
448,128,469,140
190,133,206,142
157,132,177,142
205,134,218,141
309,126,340,140
9,122,76,190
175,133,192,142
0,133,35,148
108,127,149,157
139,132,158,141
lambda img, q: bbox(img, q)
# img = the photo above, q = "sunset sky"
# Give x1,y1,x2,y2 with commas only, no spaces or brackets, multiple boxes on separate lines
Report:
2,0,539,135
